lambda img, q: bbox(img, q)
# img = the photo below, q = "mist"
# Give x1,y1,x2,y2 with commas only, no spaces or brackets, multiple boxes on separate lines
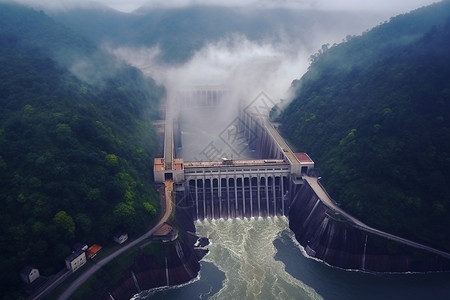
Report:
103,1,440,160
7,0,440,13
107,6,386,112
110,35,310,160
14,0,437,160
107,19,363,160
112,35,308,105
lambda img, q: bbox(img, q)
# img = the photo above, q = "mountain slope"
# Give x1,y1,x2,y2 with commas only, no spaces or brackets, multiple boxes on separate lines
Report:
0,4,164,299
280,1,450,251
52,5,388,63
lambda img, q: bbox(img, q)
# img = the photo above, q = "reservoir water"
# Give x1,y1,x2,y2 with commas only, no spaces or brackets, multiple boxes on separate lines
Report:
138,218,450,300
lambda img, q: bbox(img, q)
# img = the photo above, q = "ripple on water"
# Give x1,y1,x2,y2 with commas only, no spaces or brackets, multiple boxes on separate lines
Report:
195,217,323,300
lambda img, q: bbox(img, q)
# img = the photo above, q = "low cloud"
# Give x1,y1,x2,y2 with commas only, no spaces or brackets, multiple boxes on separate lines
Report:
110,34,311,110
109,35,313,159
6,0,439,13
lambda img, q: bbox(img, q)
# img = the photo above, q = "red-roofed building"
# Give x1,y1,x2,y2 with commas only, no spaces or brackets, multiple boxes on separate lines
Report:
295,153,314,174
154,157,185,184
87,244,102,259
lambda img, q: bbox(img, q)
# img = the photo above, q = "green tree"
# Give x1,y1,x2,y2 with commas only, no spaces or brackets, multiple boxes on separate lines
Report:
75,213,92,234
143,201,157,215
113,202,135,219
281,10,450,250
53,210,76,240
105,154,119,166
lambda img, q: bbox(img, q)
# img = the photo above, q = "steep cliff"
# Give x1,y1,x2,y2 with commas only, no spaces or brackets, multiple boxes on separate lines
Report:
289,181,450,272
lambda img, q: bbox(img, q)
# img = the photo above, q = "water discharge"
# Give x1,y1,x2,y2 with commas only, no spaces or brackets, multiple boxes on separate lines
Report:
140,216,450,300
195,217,322,300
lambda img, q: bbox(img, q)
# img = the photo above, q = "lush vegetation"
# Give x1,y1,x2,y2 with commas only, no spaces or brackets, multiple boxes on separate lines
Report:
281,1,450,251
52,5,387,63
0,4,164,299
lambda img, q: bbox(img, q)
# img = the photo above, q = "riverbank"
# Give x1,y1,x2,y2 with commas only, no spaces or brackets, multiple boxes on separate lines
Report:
64,206,208,300
103,208,208,300
289,180,450,272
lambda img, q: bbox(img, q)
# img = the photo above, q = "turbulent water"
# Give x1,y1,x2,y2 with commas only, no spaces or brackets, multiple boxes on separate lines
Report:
139,217,450,300
195,218,321,300
139,102,450,300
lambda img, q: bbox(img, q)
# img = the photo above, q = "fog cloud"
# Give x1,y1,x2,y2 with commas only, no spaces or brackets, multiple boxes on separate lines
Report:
7,0,440,13
5,0,440,159
109,34,314,159
110,35,310,109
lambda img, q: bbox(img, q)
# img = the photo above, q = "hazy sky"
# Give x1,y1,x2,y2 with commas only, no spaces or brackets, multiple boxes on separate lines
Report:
5,0,442,154
112,0,440,13
10,0,441,13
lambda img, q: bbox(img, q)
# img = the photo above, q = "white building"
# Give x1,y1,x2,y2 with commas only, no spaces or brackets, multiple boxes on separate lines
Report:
114,232,128,244
65,249,87,272
20,266,40,284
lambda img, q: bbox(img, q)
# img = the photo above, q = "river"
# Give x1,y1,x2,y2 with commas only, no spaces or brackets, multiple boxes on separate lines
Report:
136,104,450,299
136,217,450,300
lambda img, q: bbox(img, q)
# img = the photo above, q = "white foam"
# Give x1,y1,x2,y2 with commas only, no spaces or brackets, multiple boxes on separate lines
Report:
131,274,201,300
195,217,323,300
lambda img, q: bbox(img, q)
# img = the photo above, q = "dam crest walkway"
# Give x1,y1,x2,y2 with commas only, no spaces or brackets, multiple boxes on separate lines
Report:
304,175,450,260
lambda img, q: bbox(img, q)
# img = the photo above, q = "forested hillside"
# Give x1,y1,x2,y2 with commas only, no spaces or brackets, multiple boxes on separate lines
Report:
281,1,450,251
52,5,387,63
0,4,163,299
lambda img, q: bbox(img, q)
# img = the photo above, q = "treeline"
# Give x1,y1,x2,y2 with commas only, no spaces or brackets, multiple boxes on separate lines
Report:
51,4,386,63
281,1,450,251
0,4,164,299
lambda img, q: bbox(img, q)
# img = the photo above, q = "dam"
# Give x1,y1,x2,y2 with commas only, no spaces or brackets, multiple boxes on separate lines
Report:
154,85,314,220
153,85,450,273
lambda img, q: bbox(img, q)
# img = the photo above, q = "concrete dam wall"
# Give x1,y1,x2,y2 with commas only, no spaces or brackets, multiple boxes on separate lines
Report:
158,87,450,273
289,181,450,272
182,160,293,220
101,207,208,300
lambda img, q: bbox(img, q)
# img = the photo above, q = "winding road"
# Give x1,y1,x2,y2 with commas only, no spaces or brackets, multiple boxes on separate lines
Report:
56,180,174,300
304,175,450,259
53,173,450,299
